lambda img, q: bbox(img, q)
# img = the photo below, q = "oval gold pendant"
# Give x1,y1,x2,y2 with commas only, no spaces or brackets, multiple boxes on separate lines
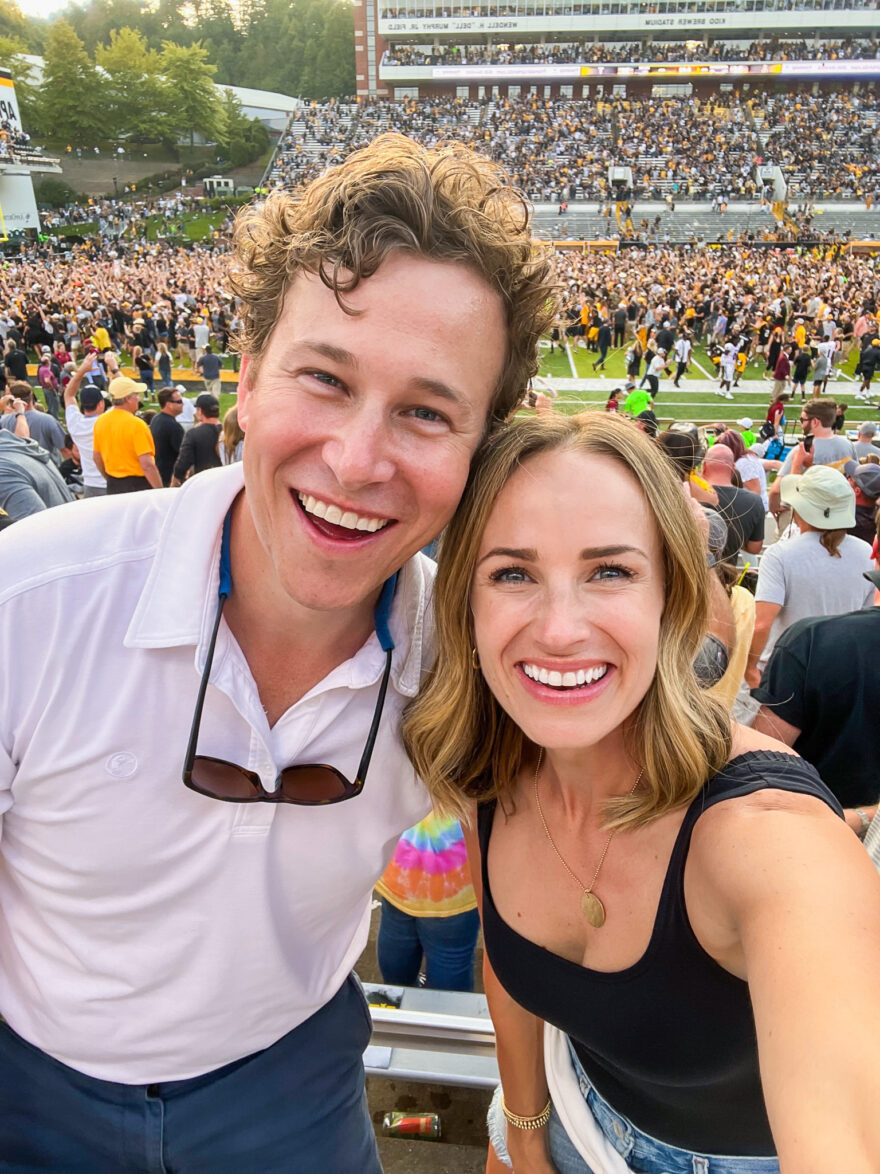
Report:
582,891,606,928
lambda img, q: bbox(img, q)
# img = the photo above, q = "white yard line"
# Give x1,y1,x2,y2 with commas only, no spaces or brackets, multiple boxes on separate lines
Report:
565,340,578,379
689,356,716,380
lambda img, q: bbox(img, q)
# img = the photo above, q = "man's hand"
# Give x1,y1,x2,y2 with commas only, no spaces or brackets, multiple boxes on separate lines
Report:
791,442,813,474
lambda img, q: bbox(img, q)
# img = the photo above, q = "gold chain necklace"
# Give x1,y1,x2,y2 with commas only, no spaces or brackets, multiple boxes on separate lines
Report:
533,749,643,928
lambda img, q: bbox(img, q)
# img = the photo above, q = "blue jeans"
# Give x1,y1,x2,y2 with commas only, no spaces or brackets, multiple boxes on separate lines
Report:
488,1038,779,1174
0,974,380,1173
377,897,480,991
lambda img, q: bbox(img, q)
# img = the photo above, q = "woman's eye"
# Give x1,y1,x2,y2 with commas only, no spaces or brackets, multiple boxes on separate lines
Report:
488,566,531,584
592,563,634,582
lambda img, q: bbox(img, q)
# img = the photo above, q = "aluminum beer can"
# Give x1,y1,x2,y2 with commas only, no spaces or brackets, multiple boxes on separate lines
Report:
381,1111,442,1140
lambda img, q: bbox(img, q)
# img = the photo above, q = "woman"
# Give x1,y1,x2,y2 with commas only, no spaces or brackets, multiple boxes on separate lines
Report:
765,324,784,375
219,403,244,465
715,428,769,509
156,341,173,389
405,414,880,1173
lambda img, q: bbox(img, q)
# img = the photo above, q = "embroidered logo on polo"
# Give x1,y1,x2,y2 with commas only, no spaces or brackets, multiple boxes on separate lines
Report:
105,752,138,779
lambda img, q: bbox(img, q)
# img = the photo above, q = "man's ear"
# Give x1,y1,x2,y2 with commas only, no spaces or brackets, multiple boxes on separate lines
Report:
237,355,254,430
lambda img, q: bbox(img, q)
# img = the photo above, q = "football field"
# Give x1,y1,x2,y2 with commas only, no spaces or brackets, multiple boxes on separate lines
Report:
535,341,872,428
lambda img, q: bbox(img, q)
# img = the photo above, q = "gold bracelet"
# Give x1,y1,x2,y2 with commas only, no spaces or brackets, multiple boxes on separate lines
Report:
501,1095,552,1130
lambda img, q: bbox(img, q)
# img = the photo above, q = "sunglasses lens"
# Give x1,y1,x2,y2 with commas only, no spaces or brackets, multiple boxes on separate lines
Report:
278,765,354,804
190,758,260,799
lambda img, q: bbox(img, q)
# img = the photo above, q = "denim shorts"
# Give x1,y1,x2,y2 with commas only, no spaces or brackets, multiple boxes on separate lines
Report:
487,1037,779,1174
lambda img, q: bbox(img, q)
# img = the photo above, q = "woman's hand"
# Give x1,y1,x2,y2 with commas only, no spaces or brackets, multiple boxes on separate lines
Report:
492,1126,558,1173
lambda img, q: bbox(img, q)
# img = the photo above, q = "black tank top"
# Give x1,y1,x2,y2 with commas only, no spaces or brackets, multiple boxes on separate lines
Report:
477,751,843,1154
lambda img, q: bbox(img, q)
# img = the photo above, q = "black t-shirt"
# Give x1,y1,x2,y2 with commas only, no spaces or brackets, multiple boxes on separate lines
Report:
752,608,880,807
150,411,184,487
173,421,221,481
850,503,877,546
710,484,765,563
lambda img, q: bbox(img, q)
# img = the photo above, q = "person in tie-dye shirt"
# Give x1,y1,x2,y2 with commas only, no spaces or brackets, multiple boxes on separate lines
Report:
375,813,479,990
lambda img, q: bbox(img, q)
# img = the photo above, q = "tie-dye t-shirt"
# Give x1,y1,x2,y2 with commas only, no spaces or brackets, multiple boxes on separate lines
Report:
375,812,476,918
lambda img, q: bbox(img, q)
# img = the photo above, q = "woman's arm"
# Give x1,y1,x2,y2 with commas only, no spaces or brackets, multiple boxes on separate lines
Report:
462,820,556,1174
690,792,880,1171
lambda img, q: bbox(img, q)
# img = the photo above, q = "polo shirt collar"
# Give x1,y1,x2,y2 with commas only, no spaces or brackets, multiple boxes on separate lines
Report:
124,464,432,698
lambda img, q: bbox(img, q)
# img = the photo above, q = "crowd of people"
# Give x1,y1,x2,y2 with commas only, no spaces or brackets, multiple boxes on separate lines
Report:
269,89,880,204
384,36,879,67
2,129,880,1173
380,0,878,17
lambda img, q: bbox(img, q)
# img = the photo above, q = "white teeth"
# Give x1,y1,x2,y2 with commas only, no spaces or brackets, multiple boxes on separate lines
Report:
298,493,389,533
522,663,608,689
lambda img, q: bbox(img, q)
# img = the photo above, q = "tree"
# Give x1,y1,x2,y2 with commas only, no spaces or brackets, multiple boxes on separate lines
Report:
34,20,104,146
158,40,225,149
309,0,355,100
95,27,164,140
218,88,270,167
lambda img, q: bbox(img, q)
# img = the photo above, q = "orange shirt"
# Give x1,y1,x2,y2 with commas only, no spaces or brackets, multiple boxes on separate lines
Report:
93,407,155,479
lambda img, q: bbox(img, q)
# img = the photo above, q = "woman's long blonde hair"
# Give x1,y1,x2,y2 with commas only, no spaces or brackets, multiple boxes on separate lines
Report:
403,413,731,831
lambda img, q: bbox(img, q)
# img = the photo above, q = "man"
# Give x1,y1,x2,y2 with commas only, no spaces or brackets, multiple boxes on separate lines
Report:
853,421,878,459
751,574,880,818
37,348,61,419
192,314,210,361
3,338,28,383
196,343,222,397
150,386,185,487
844,459,880,545
92,375,162,493
1,380,65,465
171,392,221,484
703,444,765,564
623,378,652,418
644,348,668,399
672,331,691,388
746,465,874,687
0,429,74,520
63,355,107,498
0,134,556,1171
717,341,735,399
736,417,756,450
768,398,855,517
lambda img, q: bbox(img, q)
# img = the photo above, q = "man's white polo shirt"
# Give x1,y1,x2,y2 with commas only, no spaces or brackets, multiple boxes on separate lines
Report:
0,465,431,1083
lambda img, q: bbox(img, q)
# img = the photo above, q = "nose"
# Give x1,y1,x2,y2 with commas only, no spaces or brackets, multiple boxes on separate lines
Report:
531,583,591,653
321,407,396,490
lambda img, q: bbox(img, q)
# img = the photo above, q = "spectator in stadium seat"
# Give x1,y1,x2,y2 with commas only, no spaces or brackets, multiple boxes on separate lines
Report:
747,465,874,686
844,459,880,546
853,421,878,459
0,133,557,1173
702,444,765,564
768,398,854,515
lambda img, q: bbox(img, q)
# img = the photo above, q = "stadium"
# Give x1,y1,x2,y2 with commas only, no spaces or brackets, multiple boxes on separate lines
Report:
1,0,880,1170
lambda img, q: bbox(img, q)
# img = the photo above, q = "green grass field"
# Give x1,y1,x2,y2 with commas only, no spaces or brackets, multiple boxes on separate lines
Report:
535,341,870,425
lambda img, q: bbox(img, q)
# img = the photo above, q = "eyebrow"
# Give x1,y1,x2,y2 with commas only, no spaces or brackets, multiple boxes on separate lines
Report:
477,543,646,566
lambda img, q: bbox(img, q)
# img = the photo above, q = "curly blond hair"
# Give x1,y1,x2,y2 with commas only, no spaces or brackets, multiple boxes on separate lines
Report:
228,133,559,429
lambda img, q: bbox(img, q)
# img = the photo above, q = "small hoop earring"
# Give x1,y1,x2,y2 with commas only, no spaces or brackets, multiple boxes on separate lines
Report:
471,648,480,671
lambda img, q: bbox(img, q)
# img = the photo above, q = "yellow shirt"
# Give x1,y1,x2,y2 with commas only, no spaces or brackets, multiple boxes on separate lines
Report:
93,407,155,478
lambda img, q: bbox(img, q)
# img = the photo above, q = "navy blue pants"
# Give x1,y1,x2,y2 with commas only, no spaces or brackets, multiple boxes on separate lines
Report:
0,975,380,1173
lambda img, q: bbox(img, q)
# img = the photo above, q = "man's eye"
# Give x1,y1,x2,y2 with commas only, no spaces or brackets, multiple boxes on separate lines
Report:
407,406,448,425
309,370,341,387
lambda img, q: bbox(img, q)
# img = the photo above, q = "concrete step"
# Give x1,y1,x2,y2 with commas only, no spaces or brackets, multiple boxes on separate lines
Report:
376,1137,486,1173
